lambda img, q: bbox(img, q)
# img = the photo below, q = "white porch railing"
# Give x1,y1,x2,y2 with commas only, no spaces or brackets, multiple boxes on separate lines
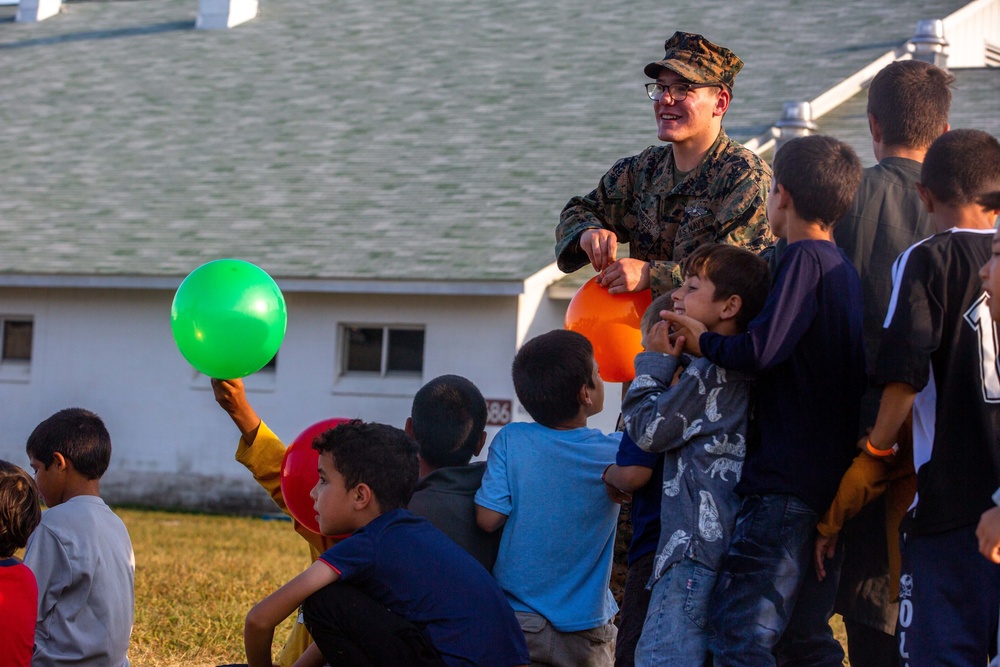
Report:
745,0,1000,156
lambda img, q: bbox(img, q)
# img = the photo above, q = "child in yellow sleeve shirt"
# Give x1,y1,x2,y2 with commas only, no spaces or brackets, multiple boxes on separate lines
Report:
214,379,339,667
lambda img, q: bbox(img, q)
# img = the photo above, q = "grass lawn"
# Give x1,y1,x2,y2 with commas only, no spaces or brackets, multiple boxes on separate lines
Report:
112,507,848,666
121,508,306,667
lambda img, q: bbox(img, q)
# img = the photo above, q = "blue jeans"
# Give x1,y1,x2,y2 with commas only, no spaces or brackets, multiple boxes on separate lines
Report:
708,494,844,667
634,558,716,667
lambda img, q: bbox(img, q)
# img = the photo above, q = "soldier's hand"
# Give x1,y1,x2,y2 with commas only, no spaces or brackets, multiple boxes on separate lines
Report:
211,378,262,442
580,228,617,272
599,258,650,294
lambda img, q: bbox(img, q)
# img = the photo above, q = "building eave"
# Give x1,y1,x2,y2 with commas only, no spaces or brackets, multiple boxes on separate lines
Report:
0,273,528,296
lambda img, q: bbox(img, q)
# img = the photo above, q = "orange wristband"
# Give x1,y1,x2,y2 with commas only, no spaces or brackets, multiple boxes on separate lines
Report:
865,438,899,458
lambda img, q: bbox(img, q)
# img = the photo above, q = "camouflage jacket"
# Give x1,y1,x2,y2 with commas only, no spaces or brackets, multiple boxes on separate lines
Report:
555,130,773,298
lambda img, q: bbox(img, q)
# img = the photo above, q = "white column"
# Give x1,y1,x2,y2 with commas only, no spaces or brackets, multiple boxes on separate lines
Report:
16,0,62,22
196,0,259,30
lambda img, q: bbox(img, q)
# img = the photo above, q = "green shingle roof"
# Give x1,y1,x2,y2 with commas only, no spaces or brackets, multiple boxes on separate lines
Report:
0,0,975,284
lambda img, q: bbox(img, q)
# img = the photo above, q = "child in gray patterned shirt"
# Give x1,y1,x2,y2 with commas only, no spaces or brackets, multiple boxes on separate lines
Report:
622,243,768,667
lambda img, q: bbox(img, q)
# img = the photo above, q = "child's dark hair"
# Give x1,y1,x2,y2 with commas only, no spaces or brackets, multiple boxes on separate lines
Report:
681,243,770,330
867,60,953,150
978,190,1000,212
772,135,863,226
411,375,487,469
0,460,41,558
641,293,675,336
921,130,1000,206
26,408,111,480
512,329,595,428
312,420,419,511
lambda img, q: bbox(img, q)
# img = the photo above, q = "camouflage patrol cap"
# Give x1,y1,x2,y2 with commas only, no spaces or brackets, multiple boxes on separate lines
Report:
644,32,744,90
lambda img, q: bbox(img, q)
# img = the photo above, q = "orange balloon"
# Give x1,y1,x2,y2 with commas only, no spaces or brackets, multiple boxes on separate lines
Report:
564,277,652,383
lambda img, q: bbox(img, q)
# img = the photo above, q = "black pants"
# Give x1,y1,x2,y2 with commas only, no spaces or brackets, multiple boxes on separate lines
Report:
843,619,900,667
302,583,446,667
614,550,654,667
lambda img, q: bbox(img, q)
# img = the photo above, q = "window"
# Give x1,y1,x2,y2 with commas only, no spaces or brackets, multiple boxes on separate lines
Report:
0,317,33,382
2,318,32,362
342,325,424,376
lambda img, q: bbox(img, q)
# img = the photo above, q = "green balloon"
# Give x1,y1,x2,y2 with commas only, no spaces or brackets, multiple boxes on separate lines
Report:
171,259,287,379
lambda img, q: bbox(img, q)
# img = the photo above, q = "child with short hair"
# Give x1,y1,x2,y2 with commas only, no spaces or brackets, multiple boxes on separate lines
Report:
245,420,529,667
23,408,135,667
664,134,866,666
974,190,1000,667
977,190,1000,558
0,459,42,667
621,243,769,666
406,374,501,571
863,131,1000,666
830,59,952,666
475,329,621,667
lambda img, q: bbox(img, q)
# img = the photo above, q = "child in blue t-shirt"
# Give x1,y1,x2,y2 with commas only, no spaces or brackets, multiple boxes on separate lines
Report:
665,135,866,666
245,420,529,667
475,329,621,667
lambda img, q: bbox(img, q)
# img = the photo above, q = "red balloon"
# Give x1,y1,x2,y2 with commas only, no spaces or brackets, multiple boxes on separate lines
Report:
564,276,652,383
280,418,352,536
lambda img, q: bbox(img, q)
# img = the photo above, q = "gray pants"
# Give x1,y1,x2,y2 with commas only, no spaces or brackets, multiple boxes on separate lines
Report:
516,611,616,667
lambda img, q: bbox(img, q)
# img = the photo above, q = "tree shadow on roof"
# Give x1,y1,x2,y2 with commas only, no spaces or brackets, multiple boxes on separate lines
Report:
0,19,193,49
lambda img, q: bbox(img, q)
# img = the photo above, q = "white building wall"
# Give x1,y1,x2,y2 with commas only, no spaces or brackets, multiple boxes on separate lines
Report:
0,287,523,510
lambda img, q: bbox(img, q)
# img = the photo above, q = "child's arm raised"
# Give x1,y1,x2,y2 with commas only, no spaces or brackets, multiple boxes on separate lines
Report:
641,319,687,356
245,561,339,667
213,378,262,444
668,248,825,373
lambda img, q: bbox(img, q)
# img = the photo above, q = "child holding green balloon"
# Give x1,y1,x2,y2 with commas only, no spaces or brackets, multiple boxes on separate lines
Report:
212,379,335,667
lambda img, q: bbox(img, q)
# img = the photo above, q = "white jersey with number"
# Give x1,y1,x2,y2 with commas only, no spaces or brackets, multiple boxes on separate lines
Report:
876,227,1000,535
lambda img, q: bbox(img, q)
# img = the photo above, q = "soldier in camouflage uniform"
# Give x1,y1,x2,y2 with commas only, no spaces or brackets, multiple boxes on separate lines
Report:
557,33,773,667
555,32,773,300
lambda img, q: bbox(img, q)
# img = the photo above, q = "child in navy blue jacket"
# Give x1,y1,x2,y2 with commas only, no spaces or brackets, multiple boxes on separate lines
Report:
665,135,866,666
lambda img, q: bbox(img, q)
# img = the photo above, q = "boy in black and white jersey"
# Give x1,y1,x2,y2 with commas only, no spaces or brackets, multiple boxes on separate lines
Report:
865,130,1000,666
975,190,1000,667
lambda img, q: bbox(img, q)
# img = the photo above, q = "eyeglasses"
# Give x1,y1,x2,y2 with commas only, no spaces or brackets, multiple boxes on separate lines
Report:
645,82,720,102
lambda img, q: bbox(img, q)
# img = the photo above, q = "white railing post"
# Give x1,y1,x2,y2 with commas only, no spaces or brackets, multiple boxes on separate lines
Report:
196,0,259,30
15,0,61,22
